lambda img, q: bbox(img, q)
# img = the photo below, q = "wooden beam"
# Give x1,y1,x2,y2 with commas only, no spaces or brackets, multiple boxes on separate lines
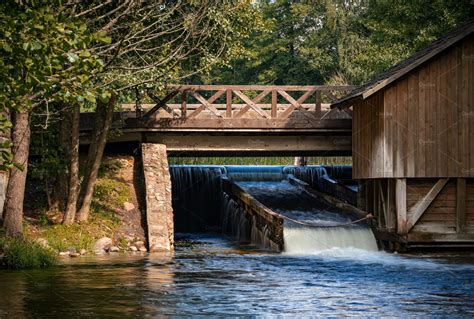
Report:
181,91,187,118
226,89,232,118
146,134,352,153
396,178,407,235
271,90,277,118
277,90,316,119
456,178,466,233
144,117,352,130
233,90,270,118
143,90,180,120
188,90,225,118
168,84,356,91
407,178,448,231
233,90,271,118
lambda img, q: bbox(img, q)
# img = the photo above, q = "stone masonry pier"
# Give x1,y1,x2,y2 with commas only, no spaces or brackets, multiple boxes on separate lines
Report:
141,143,174,252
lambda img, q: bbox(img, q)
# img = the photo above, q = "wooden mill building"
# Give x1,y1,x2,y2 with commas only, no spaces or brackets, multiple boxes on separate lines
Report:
332,21,474,250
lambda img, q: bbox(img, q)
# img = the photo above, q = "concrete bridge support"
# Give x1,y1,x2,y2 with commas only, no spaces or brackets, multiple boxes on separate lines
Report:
141,143,174,252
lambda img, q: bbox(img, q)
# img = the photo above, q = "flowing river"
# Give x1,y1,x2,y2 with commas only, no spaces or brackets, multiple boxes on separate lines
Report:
1,235,474,317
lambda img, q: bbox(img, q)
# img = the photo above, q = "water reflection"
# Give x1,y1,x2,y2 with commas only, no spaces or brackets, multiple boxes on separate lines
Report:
1,234,473,317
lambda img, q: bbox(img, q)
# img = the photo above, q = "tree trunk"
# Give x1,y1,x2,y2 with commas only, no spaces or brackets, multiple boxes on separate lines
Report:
51,107,71,211
3,110,31,237
76,96,116,222
63,104,80,225
294,156,306,166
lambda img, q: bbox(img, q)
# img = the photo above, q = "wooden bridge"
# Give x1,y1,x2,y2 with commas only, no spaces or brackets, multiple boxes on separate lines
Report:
80,85,354,156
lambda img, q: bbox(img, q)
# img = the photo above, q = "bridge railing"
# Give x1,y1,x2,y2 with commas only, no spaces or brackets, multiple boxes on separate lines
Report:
128,84,353,124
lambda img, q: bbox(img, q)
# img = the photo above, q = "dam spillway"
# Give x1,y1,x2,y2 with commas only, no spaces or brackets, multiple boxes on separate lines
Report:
170,165,377,253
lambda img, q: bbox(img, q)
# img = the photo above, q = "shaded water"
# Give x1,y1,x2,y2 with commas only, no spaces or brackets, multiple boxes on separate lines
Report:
1,234,473,317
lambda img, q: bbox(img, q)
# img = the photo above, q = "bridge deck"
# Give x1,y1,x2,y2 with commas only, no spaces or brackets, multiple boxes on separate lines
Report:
80,85,354,155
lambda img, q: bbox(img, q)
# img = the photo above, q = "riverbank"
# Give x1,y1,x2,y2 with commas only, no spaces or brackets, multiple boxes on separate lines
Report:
1,155,147,267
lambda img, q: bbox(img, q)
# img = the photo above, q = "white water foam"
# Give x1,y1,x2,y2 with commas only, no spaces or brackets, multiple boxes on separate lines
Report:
283,226,378,254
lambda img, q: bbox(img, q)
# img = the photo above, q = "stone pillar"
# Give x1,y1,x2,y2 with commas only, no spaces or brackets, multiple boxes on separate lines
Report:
141,143,174,252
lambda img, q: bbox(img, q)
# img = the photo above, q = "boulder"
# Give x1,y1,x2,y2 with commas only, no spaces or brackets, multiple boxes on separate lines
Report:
109,246,120,252
67,247,77,253
139,247,147,252
59,251,69,256
129,246,138,252
93,237,113,254
79,249,87,255
123,202,135,211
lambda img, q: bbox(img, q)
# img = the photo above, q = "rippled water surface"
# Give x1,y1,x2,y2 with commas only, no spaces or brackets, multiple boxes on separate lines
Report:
1,234,474,318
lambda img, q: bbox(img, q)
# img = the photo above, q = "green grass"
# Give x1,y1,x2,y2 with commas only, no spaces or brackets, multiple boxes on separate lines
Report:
39,210,121,252
93,178,130,207
168,156,352,166
0,236,57,269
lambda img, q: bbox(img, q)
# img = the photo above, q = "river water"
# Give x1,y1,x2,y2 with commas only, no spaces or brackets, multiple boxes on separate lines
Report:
1,234,474,317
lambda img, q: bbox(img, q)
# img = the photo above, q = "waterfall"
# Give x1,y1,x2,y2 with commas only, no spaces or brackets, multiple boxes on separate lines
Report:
221,193,280,251
221,193,251,243
226,165,286,181
283,225,378,254
169,165,226,232
283,166,328,187
170,164,377,254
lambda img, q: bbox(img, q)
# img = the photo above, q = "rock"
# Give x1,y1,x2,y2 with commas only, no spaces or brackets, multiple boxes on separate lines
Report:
129,246,138,252
109,246,120,252
59,251,69,256
36,238,50,249
134,241,145,249
69,252,80,257
139,247,147,252
67,247,77,253
123,202,135,211
93,237,113,254
80,249,87,255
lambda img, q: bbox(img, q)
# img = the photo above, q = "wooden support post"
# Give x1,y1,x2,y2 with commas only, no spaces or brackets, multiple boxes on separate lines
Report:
357,180,366,212
456,178,466,233
386,179,396,232
315,91,322,118
271,90,277,118
396,178,407,235
181,91,187,118
226,89,232,118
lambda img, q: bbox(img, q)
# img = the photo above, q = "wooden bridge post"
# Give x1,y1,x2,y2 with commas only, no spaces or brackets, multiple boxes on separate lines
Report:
271,89,277,118
181,90,187,118
315,91,322,118
226,89,232,118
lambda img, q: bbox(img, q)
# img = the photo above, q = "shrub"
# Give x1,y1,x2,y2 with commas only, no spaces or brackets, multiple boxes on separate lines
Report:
1,237,57,269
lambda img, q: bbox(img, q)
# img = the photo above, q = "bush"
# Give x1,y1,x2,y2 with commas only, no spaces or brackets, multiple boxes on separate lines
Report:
0,237,57,269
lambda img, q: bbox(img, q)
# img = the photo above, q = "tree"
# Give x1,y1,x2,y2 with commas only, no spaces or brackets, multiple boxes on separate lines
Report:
203,0,474,86
70,0,264,222
0,0,108,235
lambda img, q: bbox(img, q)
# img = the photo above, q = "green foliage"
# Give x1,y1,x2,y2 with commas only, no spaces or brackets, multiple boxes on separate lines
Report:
0,237,57,269
0,1,111,171
202,0,474,86
93,178,129,208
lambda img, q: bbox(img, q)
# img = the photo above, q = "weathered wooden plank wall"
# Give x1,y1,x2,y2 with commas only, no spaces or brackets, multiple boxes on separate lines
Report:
352,34,474,179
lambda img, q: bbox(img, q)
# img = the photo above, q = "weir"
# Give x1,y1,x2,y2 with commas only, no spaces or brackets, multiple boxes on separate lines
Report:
169,165,377,253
